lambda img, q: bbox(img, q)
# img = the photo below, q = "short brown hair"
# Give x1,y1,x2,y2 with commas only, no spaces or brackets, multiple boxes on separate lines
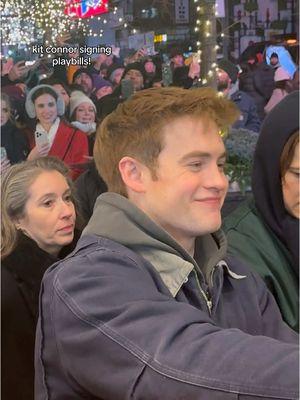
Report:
280,130,299,178
94,86,239,196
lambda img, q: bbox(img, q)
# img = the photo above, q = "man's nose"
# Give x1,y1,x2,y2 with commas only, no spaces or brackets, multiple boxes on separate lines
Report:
205,166,228,192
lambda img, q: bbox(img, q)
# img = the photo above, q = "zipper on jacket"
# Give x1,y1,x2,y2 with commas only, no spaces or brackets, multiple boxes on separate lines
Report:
193,270,212,315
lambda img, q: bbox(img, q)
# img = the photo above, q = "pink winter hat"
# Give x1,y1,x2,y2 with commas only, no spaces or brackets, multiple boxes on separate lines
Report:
274,67,291,82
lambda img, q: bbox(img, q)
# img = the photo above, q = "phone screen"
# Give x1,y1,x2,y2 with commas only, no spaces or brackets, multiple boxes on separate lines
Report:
121,79,134,100
162,65,173,87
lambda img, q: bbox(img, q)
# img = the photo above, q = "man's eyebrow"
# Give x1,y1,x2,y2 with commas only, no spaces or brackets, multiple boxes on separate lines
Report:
289,166,300,171
179,151,227,163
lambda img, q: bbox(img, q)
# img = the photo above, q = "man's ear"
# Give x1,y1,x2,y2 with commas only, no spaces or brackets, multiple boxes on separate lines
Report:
119,156,147,193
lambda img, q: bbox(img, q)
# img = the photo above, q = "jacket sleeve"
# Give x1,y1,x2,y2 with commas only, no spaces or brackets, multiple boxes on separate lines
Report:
244,99,261,133
36,245,299,400
68,131,89,180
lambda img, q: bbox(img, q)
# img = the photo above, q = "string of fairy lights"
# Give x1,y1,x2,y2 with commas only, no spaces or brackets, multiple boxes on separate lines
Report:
0,0,118,47
1,0,225,86
193,0,220,85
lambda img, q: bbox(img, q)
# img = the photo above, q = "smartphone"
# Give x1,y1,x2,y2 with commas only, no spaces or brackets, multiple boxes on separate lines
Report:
34,131,49,150
12,51,26,64
121,79,134,100
25,61,36,66
1,147,7,161
162,64,173,87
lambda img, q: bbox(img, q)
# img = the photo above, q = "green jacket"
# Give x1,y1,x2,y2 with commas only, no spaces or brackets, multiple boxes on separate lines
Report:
223,198,299,331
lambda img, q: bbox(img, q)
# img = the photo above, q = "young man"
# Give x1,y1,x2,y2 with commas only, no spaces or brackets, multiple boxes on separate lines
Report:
35,87,299,399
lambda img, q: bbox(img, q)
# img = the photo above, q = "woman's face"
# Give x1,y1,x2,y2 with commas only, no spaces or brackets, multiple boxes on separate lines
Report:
16,170,76,256
282,142,300,218
53,84,70,107
1,99,10,126
75,102,96,123
34,93,58,128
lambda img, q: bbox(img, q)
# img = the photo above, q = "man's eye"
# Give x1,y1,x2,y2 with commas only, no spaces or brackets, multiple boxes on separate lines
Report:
189,163,202,169
218,163,226,171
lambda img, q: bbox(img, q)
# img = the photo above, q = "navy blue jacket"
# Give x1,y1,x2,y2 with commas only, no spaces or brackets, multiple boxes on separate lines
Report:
35,234,298,399
231,90,261,133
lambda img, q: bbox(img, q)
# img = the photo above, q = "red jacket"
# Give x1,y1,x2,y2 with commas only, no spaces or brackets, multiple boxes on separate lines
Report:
48,120,88,180
29,120,89,180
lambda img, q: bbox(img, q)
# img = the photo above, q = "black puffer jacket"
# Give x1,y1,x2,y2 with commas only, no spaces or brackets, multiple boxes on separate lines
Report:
1,120,29,164
239,62,275,121
75,162,108,226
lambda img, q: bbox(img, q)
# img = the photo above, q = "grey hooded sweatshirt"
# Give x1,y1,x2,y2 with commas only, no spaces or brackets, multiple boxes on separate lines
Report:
35,193,299,400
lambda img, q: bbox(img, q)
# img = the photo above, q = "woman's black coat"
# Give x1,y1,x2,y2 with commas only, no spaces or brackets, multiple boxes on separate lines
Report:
1,234,77,400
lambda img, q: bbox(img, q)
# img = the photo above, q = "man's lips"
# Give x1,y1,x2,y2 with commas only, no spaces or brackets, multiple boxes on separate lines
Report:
195,197,223,206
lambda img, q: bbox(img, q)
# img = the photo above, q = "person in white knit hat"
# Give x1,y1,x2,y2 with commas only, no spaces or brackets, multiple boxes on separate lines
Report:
265,67,294,113
69,91,97,155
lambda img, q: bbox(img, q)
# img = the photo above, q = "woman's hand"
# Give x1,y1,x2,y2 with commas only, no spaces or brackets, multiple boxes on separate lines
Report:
27,144,50,161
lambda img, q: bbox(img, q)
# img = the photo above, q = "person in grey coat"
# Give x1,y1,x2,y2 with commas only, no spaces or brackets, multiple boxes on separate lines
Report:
35,87,298,400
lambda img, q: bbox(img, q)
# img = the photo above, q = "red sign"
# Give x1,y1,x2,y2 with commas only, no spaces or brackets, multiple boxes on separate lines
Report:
65,0,109,19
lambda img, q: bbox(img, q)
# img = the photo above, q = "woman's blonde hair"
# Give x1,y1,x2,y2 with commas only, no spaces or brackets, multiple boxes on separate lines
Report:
1,157,76,259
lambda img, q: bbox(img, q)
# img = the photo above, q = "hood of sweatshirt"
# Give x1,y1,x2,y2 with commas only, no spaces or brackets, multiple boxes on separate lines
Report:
83,193,229,297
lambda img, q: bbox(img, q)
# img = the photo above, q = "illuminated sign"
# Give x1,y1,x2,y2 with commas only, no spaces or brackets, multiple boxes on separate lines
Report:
65,0,109,19
154,34,167,43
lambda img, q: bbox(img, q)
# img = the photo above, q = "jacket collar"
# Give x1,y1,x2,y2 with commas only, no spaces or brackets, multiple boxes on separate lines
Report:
83,193,230,297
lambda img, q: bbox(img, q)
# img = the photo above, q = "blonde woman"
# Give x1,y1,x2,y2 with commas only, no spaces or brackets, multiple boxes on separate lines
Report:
1,157,79,399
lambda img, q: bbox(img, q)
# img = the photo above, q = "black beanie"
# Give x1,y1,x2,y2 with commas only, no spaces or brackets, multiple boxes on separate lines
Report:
122,62,146,82
218,59,238,83
72,68,94,83
107,63,124,79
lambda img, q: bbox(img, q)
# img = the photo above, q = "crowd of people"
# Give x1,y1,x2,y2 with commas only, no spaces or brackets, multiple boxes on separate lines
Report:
1,39,299,399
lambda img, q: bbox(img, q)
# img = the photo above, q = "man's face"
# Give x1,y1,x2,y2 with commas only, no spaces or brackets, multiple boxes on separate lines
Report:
172,55,184,67
270,56,279,66
135,116,228,251
124,69,144,91
217,69,231,92
74,73,93,94
144,61,156,74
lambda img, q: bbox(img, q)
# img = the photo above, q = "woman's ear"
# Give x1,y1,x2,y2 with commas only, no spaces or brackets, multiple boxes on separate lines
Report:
13,216,24,231
118,156,147,193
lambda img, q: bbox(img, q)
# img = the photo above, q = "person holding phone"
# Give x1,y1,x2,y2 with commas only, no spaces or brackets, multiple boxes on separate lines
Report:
1,59,28,88
25,84,88,180
1,157,79,400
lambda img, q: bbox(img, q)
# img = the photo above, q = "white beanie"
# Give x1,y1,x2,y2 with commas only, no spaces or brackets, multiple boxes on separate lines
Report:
69,90,96,117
